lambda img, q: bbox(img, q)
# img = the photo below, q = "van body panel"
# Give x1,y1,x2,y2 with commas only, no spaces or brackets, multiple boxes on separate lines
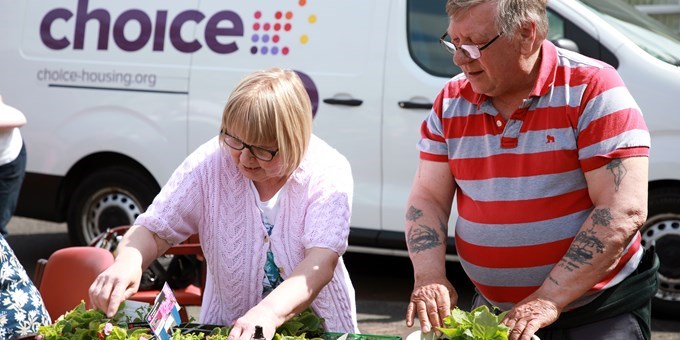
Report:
1,0,678,316
557,1,680,183
187,1,391,230
11,0,193,186
382,0,452,235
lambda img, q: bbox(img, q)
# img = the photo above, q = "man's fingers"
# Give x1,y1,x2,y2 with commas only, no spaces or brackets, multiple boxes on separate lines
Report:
521,320,542,340
435,292,451,324
436,303,450,326
425,298,442,328
508,327,523,340
408,283,457,333
406,301,416,327
507,318,528,340
416,300,431,333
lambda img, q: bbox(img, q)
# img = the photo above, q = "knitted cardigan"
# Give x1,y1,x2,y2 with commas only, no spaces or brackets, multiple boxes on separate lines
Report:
135,135,358,333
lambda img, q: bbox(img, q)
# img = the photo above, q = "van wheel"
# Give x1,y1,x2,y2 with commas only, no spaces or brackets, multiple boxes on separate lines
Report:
67,167,158,246
641,187,680,319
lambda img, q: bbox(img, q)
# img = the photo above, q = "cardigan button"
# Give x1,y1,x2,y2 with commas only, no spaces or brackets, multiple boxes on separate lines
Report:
264,235,269,243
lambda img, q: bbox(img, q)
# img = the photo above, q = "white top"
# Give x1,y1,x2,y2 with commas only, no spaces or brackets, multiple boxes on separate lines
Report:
0,128,22,165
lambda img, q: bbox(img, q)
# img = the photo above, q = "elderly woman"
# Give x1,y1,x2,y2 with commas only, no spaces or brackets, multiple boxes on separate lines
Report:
89,68,358,339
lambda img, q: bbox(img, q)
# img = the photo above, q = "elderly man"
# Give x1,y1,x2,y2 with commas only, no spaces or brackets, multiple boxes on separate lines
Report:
404,1,657,339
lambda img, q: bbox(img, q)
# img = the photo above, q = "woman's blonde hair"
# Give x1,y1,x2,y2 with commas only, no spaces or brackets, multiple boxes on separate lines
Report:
220,68,312,176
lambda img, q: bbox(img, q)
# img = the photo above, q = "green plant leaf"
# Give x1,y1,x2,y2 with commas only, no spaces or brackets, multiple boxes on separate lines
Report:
437,326,468,339
438,306,510,340
447,308,472,328
39,303,328,339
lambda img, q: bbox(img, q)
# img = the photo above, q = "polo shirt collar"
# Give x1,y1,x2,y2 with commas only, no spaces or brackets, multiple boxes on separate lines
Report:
468,39,558,107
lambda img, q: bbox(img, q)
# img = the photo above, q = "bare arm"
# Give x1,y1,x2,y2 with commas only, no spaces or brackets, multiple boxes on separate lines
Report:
88,224,173,316
0,96,27,129
229,247,338,339
544,157,648,307
504,156,649,339
115,224,173,269
405,159,457,333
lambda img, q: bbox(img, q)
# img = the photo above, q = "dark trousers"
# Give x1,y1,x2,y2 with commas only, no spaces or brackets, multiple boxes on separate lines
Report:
474,293,646,340
471,247,658,340
0,142,26,236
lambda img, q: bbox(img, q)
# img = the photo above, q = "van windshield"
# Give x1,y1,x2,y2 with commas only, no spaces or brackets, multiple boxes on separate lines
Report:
580,0,680,66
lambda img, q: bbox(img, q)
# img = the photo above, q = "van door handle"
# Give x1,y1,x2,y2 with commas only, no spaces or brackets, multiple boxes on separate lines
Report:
323,98,363,106
398,101,432,110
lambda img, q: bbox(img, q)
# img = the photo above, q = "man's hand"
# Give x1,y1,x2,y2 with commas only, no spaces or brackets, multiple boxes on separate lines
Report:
502,297,561,340
406,280,457,333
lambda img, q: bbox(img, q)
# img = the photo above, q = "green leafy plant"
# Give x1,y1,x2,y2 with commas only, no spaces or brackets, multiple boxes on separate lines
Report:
37,301,153,340
437,306,509,340
274,308,325,340
168,326,231,340
37,302,327,340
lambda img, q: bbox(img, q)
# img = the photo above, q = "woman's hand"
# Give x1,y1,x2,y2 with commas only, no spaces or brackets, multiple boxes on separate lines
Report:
88,258,143,317
229,248,339,340
88,225,170,317
228,306,278,340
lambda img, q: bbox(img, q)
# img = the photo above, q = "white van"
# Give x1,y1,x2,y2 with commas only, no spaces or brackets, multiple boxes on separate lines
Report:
1,0,678,317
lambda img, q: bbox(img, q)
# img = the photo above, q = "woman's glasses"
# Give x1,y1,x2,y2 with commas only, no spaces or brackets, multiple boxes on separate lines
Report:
221,130,278,161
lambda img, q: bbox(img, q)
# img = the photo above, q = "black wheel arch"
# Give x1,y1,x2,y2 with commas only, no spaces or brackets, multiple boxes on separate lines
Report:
58,152,161,221
642,179,680,319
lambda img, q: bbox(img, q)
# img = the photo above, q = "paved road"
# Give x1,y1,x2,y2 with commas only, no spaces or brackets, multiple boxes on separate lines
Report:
6,217,680,339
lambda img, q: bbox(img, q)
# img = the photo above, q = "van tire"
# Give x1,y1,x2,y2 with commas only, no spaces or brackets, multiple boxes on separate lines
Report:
67,167,158,246
641,187,680,319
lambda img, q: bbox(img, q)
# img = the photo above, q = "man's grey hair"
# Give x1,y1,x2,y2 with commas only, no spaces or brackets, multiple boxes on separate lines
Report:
445,0,549,38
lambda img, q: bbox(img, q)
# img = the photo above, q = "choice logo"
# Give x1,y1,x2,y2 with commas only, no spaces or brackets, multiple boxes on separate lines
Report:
250,1,317,56
38,0,319,115
40,0,317,56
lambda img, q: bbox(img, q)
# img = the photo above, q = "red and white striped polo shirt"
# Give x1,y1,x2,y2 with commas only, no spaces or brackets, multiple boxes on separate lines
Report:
419,40,650,310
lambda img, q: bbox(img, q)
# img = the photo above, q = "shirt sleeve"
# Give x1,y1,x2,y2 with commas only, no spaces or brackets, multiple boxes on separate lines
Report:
576,67,651,172
302,146,353,255
135,139,216,244
418,87,450,162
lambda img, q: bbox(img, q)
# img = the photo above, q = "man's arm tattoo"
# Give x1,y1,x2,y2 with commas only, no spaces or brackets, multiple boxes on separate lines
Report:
407,225,442,253
591,208,613,227
439,219,447,235
558,208,610,271
406,205,423,221
606,159,626,192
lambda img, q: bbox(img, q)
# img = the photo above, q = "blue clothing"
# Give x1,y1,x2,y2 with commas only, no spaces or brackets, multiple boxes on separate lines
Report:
0,143,25,236
262,221,283,297
0,235,51,338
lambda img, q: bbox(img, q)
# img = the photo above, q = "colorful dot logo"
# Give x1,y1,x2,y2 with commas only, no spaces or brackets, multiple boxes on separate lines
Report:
250,1,316,56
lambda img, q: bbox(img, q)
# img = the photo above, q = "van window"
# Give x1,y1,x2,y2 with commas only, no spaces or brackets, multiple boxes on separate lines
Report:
547,8,619,68
407,0,460,78
406,0,680,75
405,0,621,78
580,0,680,66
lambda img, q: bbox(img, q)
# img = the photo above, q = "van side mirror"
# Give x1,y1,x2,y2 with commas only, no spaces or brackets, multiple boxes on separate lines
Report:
551,38,580,53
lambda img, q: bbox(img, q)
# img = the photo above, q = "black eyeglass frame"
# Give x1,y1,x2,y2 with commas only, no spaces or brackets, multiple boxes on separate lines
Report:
220,130,279,161
439,32,502,60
